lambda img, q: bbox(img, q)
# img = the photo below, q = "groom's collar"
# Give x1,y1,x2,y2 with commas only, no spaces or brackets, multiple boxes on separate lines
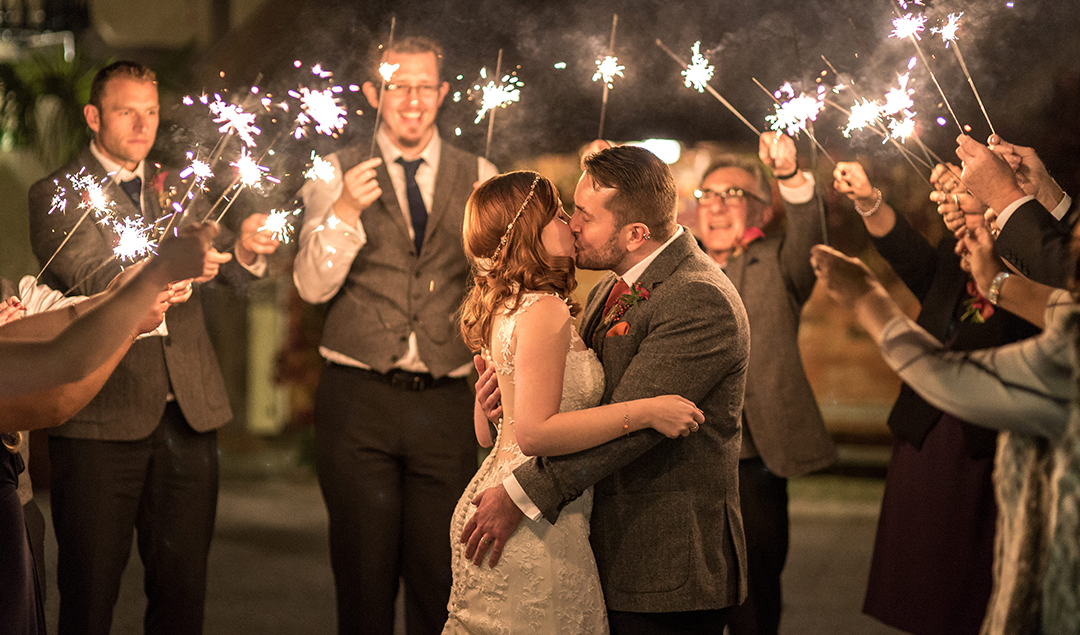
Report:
619,226,684,287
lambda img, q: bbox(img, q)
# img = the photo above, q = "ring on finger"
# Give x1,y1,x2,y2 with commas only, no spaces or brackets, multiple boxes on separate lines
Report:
953,194,960,206
480,536,492,545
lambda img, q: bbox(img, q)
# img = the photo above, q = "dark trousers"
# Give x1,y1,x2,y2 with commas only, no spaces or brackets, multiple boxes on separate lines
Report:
49,402,219,635
728,457,789,635
608,607,733,634
2,451,45,635
314,364,477,635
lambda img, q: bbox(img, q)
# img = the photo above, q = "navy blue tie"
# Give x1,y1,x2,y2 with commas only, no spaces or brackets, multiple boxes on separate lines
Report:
118,177,142,213
396,157,427,254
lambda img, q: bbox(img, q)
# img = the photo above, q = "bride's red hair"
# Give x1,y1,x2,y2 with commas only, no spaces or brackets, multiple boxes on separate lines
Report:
460,171,580,352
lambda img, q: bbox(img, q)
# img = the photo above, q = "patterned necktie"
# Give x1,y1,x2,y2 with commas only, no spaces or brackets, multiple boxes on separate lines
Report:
395,157,427,254
118,176,142,213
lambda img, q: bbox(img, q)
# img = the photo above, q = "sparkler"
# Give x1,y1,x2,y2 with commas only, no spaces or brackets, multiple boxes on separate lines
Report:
207,95,262,147
369,16,397,159
290,86,349,138
305,152,336,183
109,216,156,261
933,12,996,135
473,49,524,161
889,8,964,133
34,170,122,286
655,39,760,136
594,13,620,139
753,79,835,165
256,207,302,244
842,98,882,138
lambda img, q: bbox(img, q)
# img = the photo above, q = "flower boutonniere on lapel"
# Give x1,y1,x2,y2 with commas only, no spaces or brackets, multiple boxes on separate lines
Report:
152,167,176,212
960,279,994,324
602,282,650,337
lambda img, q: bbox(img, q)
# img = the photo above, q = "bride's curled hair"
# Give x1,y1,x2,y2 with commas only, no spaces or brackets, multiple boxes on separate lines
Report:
460,171,580,352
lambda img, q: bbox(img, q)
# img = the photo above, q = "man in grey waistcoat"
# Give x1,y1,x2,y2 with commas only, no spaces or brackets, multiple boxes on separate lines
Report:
293,36,496,635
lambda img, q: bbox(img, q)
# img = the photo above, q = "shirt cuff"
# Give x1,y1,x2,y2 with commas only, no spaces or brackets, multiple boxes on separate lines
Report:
778,172,815,205
137,314,168,340
235,250,268,277
503,474,543,522
1051,193,1072,220
994,195,1036,229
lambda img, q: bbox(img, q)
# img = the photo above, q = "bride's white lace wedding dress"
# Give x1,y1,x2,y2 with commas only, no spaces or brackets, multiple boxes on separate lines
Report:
443,293,608,634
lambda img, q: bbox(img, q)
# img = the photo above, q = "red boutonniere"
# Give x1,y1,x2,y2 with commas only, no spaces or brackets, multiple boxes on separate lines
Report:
601,282,650,332
153,168,177,212
961,279,994,324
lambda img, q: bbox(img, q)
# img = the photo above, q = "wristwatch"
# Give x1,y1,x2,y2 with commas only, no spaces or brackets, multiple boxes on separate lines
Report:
987,271,1011,305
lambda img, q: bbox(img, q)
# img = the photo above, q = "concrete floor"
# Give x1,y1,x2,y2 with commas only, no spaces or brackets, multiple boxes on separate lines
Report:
34,472,904,635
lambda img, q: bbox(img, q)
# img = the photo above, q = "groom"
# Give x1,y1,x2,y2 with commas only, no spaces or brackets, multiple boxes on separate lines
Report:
464,145,750,633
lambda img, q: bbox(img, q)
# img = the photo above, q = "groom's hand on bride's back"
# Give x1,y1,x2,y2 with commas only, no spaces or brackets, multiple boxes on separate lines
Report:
461,485,523,568
474,354,503,422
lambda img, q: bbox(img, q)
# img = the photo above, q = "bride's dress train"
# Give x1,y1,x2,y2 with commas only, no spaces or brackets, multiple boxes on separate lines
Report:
443,293,608,634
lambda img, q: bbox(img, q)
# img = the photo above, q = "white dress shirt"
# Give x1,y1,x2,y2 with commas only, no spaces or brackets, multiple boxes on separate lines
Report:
293,128,497,374
995,192,1072,229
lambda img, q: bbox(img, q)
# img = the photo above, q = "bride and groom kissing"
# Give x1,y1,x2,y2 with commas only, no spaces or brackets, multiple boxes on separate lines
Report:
443,144,751,634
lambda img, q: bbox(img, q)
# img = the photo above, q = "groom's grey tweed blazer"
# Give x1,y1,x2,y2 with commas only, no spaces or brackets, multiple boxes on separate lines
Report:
514,229,750,613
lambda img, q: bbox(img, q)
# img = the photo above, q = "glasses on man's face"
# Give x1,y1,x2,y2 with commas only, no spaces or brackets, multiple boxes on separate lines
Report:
384,83,440,98
694,186,765,206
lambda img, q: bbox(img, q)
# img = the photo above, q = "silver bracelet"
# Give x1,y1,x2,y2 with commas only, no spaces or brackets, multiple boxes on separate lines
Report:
987,271,1011,305
854,188,883,217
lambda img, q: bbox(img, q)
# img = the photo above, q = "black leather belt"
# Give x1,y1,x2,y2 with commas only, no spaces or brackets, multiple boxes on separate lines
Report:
336,364,462,391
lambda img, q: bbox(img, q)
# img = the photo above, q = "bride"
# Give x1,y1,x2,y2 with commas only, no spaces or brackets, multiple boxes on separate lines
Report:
444,171,704,634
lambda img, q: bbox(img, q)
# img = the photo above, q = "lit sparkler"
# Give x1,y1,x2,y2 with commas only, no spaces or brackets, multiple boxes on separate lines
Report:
765,83,825,137
378,62,399,83
655,39,759,136
595,13,620,139
207,96,262,147
179,153,214,187
473,69,523,124
305,152,336,183
109,216,156,261
890,13,927,40
882,73,915,116
593,55,624,89
290,87,349,138
843,98,882,137
231,148,269,189
257,208,302,244
888,115,917,142
933,12,997,135
682,41,715,92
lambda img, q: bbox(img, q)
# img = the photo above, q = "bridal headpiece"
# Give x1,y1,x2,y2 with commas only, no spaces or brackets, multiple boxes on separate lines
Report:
490,172,542,261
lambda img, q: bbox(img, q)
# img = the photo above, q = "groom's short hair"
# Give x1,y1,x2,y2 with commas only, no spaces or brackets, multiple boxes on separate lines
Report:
583,145,678,242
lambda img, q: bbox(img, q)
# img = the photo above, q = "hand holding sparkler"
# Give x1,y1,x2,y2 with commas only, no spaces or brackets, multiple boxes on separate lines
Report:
0,297,26,326
758,132,803,185
929,162,983,233
955,134,1027,213
235,212,283,267
332,156,384,226
833,162,896,236
986,136,1065,212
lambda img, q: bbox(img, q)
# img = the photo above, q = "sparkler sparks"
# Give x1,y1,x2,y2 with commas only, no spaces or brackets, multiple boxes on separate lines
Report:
258,208,302,244
473,72,523,124
378,62,399,83
765,84,825,137
882,73,915,116
49,181,67,214
290,87,348,138
592,55,625,89
179,153,214,186
682,41,715,93
843,98,882,137
888,115,917,142
207,96,262,147
231,149,269,189
931,12,963,46
110,217,156,261
305,152,336,183
891,13,927,40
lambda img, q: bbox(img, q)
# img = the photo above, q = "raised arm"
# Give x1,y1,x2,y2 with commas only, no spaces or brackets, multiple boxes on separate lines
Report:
761,132,822,304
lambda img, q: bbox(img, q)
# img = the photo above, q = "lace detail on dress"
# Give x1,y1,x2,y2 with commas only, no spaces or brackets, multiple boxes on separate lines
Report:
444,293,607,634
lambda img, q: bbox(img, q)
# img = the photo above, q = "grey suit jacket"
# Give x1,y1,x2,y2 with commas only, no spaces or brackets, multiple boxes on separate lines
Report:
28,147,235,440
725,197,836,477
514,230,750,613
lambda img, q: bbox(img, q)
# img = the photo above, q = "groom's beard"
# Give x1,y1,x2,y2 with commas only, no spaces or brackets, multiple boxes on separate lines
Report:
574,232,622,271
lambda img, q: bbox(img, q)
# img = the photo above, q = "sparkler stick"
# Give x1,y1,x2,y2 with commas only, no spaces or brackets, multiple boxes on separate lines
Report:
655,39,760,136
890,9,964,134
369,15,397,159
33,206,94,288
824,98,933,174
64,256,118,296
752,78,836,166
597,14,619,139
933,13,996,136
484,49,503,161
